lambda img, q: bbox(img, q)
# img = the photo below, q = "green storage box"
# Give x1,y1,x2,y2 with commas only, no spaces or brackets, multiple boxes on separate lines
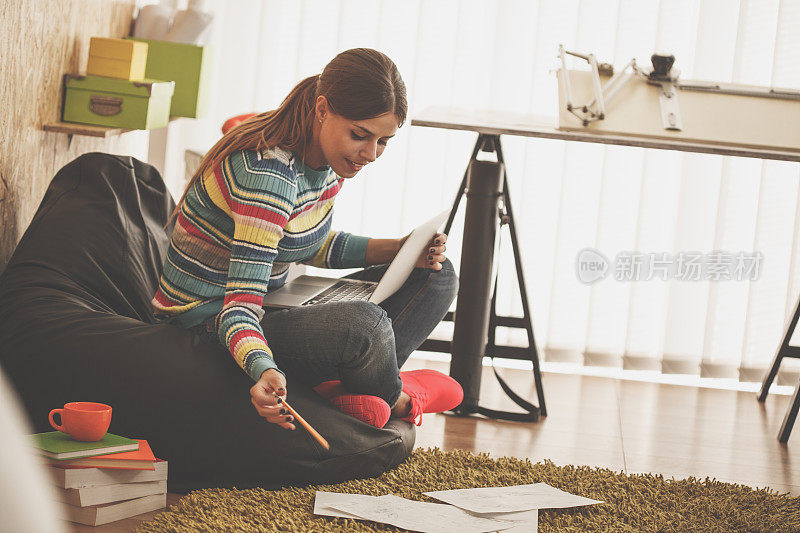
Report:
130,38,212,118
62,74,175,130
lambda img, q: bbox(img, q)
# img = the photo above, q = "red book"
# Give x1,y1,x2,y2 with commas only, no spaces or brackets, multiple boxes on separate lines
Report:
49,439,156,470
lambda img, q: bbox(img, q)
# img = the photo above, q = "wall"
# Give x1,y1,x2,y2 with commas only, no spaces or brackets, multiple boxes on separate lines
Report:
0,0,148,269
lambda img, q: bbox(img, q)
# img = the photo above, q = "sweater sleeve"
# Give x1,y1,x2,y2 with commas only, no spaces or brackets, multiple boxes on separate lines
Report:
302,230,371,269
216,151,298,381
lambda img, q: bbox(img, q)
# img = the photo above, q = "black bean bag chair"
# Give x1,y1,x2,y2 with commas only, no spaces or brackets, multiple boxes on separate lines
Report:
0,153,414,492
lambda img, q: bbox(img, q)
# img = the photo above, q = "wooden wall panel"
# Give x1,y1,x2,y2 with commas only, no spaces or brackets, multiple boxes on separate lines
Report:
0,0,146,269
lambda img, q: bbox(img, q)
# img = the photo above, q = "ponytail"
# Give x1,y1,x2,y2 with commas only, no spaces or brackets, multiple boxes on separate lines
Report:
165,48,407,230
164,75,319,228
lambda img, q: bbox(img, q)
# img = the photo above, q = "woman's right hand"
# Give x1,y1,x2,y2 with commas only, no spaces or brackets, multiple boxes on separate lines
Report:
250,369,295,430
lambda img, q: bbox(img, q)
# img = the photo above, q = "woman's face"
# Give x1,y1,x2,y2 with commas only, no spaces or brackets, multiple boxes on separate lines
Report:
313,97,400,178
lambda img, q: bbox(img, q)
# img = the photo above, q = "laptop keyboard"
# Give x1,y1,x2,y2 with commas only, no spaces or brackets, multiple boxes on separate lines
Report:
302,280,376,306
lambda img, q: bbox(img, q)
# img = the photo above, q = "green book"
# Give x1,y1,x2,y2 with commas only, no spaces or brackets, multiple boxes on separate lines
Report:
30,432,139,460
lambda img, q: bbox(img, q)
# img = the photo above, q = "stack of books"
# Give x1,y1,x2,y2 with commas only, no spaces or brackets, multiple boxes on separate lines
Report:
31,432,168,526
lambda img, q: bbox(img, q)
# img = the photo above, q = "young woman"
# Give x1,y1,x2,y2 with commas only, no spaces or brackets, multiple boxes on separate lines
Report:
151,48,462,431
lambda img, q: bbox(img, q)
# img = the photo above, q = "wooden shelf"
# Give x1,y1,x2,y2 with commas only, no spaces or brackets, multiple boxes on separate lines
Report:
43,121,131,138
42,117,181,138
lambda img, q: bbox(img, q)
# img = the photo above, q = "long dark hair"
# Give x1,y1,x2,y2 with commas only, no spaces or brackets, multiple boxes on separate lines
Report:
166,48,407,226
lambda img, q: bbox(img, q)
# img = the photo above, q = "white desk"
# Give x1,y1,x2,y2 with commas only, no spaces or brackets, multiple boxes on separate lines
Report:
413,106,800,163
412,104,800,436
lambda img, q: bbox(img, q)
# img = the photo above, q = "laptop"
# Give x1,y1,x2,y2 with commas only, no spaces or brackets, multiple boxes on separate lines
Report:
261,210,450,309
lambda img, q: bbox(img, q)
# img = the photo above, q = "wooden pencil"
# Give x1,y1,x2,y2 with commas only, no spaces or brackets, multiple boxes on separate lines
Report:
281,399,330,450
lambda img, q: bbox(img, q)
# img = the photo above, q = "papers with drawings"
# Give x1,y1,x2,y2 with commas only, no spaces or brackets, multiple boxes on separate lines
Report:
424,483,603,514
314,492,517,533
313,491,372,520
314,483,601,532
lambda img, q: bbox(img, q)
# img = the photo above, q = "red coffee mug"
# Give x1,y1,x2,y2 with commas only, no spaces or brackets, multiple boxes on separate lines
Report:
48,402,112,442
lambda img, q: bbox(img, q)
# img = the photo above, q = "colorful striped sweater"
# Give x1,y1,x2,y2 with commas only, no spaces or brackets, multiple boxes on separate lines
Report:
151,147,370,381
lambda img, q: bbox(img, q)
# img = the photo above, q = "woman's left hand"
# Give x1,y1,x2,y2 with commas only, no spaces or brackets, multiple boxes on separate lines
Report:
403,232,447,271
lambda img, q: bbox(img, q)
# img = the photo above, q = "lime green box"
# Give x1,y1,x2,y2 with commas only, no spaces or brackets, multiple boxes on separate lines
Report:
62,74,175,130
130,38,212,118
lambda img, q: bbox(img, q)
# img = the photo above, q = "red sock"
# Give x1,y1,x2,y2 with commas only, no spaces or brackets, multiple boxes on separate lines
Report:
313,381,391,428
330,394,391,428
312,380,347,399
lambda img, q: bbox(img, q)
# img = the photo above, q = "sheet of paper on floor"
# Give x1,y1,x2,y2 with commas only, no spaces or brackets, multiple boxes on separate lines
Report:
315,491,538,532
470,509,539,532
423,483,603,514
313,491,371,519
318,492,518,533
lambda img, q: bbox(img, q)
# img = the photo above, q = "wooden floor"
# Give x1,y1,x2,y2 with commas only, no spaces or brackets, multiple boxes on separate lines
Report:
69,358,800,531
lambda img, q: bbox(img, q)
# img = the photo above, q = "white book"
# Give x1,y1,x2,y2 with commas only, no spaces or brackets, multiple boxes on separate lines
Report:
49,460,168,489
55,480,167,507
62,493,167,526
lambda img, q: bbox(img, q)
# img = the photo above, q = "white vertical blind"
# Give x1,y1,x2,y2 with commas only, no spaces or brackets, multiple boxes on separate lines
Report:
627,150,684,371
155,0,800,385
586,146,643,366
702,159,762,375
661,154,719,371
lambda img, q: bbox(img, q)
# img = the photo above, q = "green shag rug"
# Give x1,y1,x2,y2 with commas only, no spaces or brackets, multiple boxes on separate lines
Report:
135,448,800,532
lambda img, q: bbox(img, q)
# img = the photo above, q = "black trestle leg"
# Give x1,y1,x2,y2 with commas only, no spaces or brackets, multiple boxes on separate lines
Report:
779,378,800,443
